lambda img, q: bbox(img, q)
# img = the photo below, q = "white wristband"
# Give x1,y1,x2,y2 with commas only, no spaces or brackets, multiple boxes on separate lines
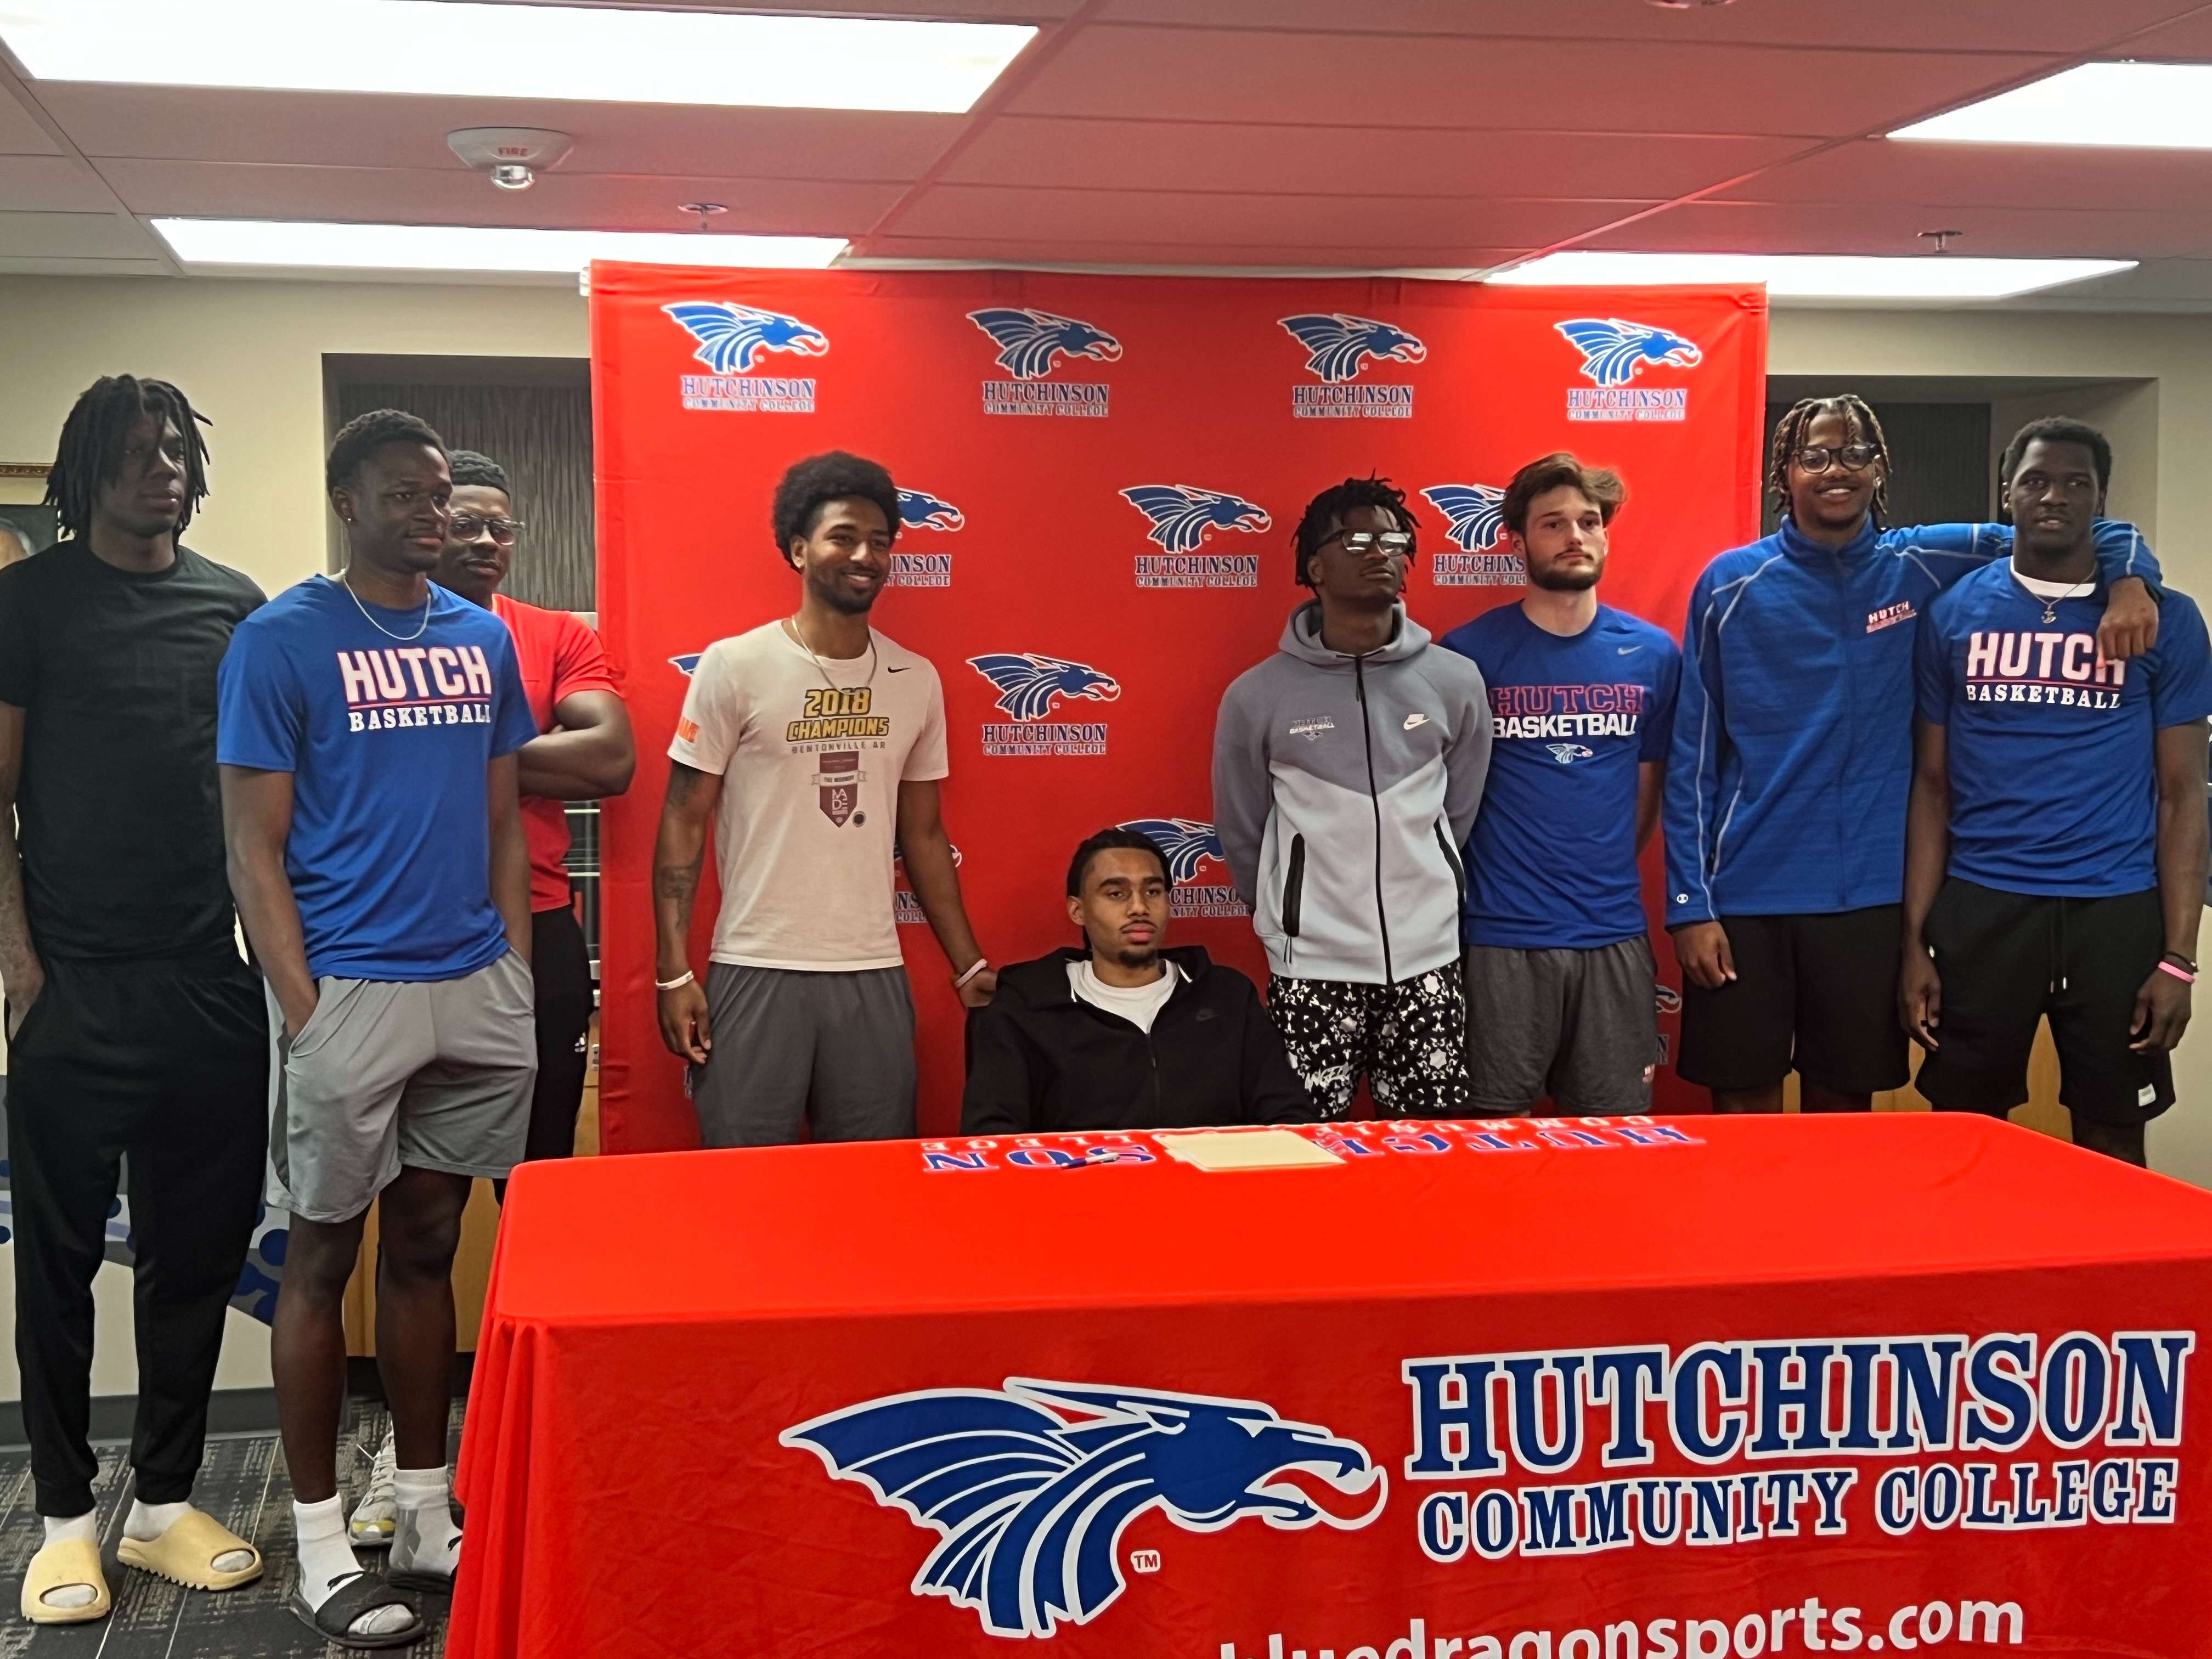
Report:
952,957,990,990
656,969,695,992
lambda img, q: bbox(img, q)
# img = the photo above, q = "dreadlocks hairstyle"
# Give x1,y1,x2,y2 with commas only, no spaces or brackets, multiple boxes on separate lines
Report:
43,375,212,540
445,449,510,493
1765,394,1892,527
771,450,900,568
1290,475,1418,588
1997,416,2112,501
325,408,447,496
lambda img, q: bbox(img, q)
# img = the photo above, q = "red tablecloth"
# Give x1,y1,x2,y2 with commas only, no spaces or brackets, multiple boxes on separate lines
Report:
449,1115,2212,1659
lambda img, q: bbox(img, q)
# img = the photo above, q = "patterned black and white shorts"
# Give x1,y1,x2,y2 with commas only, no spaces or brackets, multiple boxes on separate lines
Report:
1266,968,1470,1120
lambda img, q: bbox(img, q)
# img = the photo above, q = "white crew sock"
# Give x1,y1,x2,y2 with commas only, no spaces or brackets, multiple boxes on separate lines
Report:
294,1496,412,1639
390,1466,462,1579
124,1498,256,1574
35,1512,99,1610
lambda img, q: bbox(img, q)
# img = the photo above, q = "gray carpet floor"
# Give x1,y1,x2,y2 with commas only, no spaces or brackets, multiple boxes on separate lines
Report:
0,1402,459,1658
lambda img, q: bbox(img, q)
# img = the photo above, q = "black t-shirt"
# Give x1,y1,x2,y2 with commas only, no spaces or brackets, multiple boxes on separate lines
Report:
0,541,264,962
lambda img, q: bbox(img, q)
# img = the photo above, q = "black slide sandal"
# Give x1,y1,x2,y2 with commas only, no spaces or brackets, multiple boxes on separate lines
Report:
287,1571,425,1651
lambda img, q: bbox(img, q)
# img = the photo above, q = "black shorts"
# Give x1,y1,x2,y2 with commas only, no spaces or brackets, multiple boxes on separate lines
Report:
1677,905,1909,1094
1914,878,2173,1126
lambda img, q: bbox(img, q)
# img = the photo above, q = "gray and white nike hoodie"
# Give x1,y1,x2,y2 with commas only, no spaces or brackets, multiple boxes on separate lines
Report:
1212,601,1492,985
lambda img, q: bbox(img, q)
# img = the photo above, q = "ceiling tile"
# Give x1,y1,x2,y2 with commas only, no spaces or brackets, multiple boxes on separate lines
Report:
37,85,958,180
0,255,168,276
0,154,112,211
1008,28,2053,138
849,235,1530,270
1094,0,2200,52
2102,11,2212,57
97,159,900,236
945,119,1801,199
496,0,1086,13
1580,198,2212,259
0,86,60,155
1716,138,2212,215
884,184,1649,249
0,211,154,258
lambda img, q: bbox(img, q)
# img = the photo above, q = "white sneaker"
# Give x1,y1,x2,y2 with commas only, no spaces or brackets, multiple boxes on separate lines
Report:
348,1429,397,1548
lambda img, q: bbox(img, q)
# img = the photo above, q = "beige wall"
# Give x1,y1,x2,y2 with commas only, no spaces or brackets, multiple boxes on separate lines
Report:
0,275,588,595
1774,308,2212,1190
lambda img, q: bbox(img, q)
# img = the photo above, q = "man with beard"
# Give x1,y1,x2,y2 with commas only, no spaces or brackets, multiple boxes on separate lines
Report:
1213,475,1491,1120
653,450,993,1146
961,826,1310,1133
1903,419,2211,1165
1441,453,1679,1115
0,377,267,1626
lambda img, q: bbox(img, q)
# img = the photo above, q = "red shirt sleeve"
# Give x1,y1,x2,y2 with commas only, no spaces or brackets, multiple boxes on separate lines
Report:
551,610,619,707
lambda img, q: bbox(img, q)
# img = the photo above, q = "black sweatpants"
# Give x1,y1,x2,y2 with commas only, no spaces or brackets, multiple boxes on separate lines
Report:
3,953,266,1517
494,905,595,1199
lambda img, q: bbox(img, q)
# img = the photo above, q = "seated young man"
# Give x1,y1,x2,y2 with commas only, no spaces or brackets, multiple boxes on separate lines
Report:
961,827,1311,1133
1902,417,2211,1166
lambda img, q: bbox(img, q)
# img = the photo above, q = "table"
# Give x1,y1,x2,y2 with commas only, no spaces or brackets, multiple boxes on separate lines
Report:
448,1115,2212,1659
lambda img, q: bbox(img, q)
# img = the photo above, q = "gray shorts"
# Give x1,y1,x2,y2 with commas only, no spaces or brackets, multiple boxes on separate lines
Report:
691,963,916,1149
267,950,537,1223
1464,937,1660,1116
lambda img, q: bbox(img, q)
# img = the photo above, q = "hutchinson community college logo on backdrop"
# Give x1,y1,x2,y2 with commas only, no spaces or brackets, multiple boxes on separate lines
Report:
1421,485,1523,588
1556,318,1701,423
891,488,962,589
1279,313,1424,419
968,652,1120,757
968,307,1121,418
662,301,828,413
893,840,962,924
781,1379,1385,1639
1120,485,1269,588
1116,817,1246,918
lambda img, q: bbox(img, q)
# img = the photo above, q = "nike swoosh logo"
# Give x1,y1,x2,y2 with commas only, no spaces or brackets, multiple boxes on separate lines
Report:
1617,646,1643,655
1403,713,1429,730
887,665,913,673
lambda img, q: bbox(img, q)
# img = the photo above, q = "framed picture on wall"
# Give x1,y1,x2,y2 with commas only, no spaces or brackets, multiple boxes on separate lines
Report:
0,501,56,562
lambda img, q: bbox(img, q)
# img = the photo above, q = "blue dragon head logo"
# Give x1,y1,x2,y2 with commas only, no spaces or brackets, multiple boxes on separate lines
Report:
1277,313,1427,384
968,653,1122,723
782,1379,1386,1639
662,302,830,375
967,307,1124,381
1546,743,1596,765
1114,817,1227,884
898,488,965,532
1555,318,1702,388
1421,484,1509,552
1119,486,1270,556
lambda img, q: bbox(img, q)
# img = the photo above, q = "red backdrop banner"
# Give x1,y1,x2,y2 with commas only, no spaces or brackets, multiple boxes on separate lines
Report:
590,264,1768,1151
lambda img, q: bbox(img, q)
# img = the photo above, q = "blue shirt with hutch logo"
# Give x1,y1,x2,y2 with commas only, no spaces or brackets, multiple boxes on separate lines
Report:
1916,561,2212,897
1662,517,2159,925
1441,602,1680,950
217,577,537,981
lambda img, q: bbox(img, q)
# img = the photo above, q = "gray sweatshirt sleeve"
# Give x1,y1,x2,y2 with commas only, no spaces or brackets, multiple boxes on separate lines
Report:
1441,659,1493,849
1211,674,1270,909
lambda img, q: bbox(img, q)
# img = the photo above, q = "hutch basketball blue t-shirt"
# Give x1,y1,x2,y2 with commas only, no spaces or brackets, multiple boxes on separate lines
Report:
217,575,538,980
1916,560,2212,898
1441,602,1680,949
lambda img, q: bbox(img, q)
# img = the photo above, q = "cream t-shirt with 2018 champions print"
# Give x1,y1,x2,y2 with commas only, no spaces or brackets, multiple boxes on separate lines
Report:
668,621,948,971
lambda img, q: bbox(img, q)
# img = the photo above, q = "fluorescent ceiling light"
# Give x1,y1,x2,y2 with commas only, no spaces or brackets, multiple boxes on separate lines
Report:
1487,251,2134,300
1892,62,2212,149
152,218,848,274
0,0,1034,114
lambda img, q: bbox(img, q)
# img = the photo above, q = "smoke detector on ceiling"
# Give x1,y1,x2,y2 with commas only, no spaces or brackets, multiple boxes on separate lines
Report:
448,127,573,192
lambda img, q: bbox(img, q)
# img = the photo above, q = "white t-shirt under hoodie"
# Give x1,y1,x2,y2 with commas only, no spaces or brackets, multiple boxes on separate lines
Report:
668,620,947,971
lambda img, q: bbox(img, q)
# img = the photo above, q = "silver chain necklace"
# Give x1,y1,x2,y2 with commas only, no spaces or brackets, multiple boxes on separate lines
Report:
788,612,877,692
339,571,431,642
2036,579,2096,626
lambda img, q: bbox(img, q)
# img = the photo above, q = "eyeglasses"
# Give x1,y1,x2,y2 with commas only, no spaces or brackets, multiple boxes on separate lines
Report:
451,514,524,544
1327,531,1414,556
1793,444,1880,476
